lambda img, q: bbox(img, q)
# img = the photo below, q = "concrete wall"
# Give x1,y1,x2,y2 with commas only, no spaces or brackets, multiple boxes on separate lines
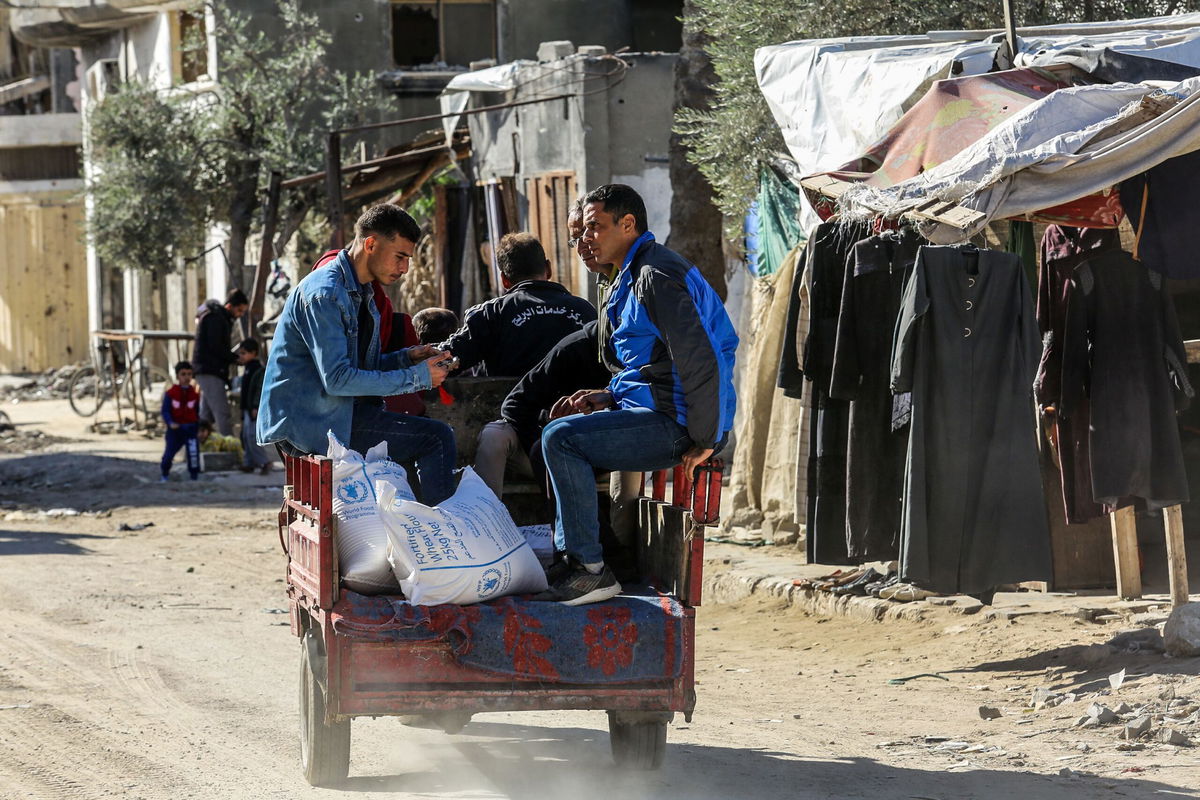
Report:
466,51,678,293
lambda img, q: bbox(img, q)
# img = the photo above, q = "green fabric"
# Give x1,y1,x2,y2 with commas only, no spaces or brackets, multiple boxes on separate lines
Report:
1006,220,1037,291
755,169,804,277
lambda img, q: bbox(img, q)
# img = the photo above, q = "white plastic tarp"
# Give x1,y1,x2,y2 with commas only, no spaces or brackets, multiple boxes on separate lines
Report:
755,37,1000,179
754,37,999,229
839,77,1200,243
438,61,535,143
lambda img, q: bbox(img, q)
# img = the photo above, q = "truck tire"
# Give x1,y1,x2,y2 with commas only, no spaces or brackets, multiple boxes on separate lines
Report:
608,711,667,770
299,630,350,786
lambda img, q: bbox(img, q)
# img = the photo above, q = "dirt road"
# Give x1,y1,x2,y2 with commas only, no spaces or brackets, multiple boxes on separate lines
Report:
1,399,1198,799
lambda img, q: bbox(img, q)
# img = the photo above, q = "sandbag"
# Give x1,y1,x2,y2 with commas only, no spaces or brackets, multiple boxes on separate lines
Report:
328,432,416,594
378,467,548,605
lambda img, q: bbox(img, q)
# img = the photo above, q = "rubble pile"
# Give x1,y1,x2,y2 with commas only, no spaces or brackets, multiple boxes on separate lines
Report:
1028,673,1198,750
0,364,81,402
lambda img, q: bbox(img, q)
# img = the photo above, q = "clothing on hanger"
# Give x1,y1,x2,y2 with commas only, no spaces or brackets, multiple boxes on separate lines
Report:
891,244,1051,595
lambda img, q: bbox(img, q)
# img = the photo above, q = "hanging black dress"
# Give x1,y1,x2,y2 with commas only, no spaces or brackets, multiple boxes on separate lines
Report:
829,229,922,561
802,220,869,565
1059,251,1192,510
891,245,1051,594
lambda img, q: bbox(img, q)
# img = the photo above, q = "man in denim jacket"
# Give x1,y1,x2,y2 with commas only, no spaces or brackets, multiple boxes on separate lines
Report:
257,204,457,504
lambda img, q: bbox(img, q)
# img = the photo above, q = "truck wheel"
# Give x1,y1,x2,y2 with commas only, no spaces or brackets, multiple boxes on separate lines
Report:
299,630,350,786
608,712,667,770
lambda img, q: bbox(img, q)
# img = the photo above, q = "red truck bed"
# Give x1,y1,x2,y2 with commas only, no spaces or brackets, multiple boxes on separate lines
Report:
279,453,721,786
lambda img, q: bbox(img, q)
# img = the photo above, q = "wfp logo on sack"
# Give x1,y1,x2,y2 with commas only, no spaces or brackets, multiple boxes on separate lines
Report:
476,568,503,598
337,479,371,504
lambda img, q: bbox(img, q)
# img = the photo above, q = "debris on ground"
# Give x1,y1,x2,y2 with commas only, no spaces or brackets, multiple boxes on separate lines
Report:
0,365,80,402
1164,602,1200,657
117,522,155,531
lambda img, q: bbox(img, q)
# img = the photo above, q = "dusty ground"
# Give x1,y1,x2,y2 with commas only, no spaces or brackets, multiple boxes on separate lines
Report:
0,399,1198,799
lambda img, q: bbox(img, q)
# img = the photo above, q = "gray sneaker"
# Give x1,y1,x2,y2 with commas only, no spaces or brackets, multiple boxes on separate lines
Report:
535,563,622,606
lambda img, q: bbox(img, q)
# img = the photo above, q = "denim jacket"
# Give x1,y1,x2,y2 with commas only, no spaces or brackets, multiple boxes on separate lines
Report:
256,250,432,453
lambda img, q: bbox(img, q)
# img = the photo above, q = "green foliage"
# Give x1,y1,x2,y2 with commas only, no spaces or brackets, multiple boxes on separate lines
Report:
86,0,400,276
678,0,1200,233
86,81,209,272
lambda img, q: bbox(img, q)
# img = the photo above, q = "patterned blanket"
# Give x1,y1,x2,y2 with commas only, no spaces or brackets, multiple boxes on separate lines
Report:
331,589,685,684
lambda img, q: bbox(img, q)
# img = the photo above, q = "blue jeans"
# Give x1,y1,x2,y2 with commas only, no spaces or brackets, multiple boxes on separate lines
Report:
162,423,199,479
541,407,693,564
349,403,456,505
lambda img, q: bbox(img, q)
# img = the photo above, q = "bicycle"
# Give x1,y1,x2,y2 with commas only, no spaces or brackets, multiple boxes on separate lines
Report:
69,336,171,422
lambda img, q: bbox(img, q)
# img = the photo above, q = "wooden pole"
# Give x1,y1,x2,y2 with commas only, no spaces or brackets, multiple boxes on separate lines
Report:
1163,504,1190,606
1110,505,1142,600
324,133,344,250
248,171,282,338
1001,0,1019,66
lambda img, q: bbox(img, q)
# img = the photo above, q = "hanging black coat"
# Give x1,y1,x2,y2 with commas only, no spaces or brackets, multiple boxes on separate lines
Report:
801,220,869,565
1059,250,1192,510
828,229,922,561
891,245,1051,595
1033,225,1120,523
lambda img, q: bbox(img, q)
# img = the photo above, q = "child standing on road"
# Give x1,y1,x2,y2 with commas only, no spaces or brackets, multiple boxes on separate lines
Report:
235,338,270,474
161,360,201,481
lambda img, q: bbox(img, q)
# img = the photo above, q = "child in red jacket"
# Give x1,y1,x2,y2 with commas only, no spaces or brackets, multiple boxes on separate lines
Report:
161,360,201,481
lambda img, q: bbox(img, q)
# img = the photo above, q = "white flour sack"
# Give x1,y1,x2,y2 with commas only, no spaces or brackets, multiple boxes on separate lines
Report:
328,432,416,594
377,467,548,605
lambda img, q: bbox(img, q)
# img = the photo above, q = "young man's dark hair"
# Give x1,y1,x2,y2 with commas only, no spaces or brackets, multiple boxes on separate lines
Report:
226,288,249,307
174,360,194,375
584,184,648,235
413,308,460,345
355,203,422,244
497,232,550,283
236,338,259,355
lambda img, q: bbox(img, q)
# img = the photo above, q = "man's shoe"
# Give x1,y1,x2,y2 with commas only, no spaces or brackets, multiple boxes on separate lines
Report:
544,554,572,586
535,562,622,606
259,463,271,475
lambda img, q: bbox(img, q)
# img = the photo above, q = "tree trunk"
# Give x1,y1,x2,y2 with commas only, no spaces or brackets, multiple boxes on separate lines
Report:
666,0,727,301
226,154,261,297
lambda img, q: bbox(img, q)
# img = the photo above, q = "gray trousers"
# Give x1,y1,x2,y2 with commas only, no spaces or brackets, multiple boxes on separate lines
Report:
241,410,270,468
195,373,232,436
474,420,533,498
475,418,642,546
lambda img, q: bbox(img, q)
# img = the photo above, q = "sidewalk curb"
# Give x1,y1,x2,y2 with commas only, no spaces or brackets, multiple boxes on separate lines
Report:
702,562,929,623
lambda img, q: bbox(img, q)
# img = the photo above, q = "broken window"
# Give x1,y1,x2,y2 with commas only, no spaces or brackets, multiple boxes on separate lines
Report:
171,9,209,84
391,0,495,68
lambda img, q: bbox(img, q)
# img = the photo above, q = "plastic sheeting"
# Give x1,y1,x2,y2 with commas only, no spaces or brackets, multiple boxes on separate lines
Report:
839,77,1200,243
439,61,535,143
756,14,1200,233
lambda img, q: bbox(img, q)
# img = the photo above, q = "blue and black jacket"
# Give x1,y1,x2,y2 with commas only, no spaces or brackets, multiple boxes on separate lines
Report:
601,232,738,450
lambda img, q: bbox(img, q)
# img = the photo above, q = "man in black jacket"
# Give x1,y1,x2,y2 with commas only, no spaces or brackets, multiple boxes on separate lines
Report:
193,288,248,436
449,232,596,496
442,233,595,377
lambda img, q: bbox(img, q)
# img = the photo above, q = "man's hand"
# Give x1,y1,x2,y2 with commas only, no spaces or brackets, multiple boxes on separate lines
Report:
569,389,614,415
406,344,443,362
169,422,179,430
423,352,453,387
549,395,577,420
679,445,715,483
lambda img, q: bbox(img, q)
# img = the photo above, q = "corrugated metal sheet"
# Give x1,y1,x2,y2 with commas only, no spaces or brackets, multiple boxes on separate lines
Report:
0,191,88,372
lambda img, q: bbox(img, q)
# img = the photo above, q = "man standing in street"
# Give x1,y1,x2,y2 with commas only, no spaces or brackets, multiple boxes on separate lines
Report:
536,184,738,605
193,289,248,436
257,204,458,505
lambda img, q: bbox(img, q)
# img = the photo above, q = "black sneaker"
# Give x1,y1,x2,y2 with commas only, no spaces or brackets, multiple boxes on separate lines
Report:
544,554,572,586
535,562,622,606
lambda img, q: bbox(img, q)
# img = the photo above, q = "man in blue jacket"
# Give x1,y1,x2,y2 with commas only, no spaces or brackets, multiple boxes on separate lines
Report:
257,204,457,504
536,184,738,605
